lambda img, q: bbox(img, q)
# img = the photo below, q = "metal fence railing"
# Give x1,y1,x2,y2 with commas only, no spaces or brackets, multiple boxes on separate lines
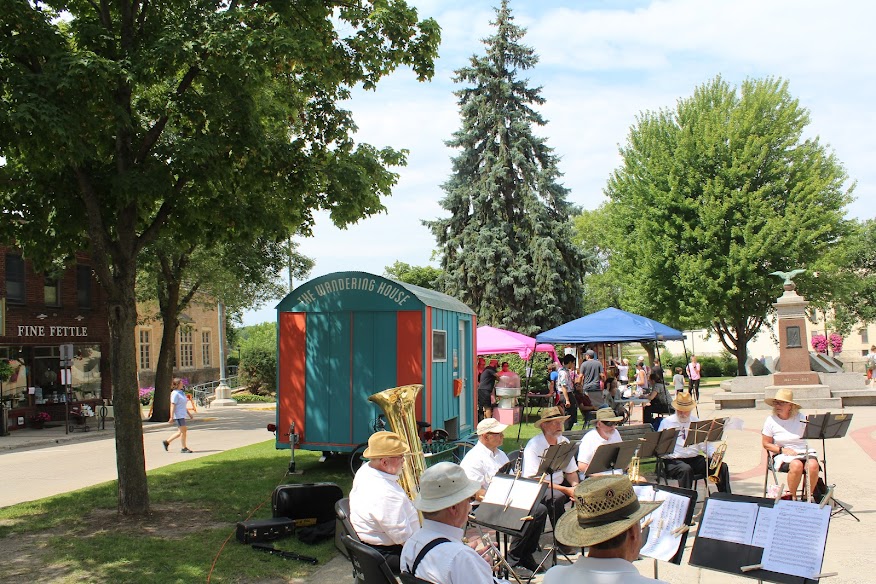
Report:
189,376,239,407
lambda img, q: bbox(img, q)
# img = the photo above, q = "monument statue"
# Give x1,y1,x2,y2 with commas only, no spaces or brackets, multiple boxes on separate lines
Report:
769,268,806,290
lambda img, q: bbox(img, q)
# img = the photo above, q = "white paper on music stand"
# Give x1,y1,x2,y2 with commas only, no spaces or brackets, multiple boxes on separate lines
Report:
634,485,691,561
761,500,830,580
481,475,542,511
697,499,757,545
751,506,777,549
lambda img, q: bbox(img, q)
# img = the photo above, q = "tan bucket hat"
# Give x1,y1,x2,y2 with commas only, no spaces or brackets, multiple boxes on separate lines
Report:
413,462,481,512
476,418,509,435
555,475,662,548
595,408,623,423
671,392,697,412
362,431,410,459
764,388,801,408
534,406,570,429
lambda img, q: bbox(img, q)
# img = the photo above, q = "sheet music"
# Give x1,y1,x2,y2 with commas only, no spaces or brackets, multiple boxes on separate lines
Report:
751,506,776,548
697,499,757,545
633,485,690,561
761,500,830,580
481,476,542,511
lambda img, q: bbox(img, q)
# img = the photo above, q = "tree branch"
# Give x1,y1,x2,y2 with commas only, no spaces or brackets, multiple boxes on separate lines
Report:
135,65,200,164
74,167,118,297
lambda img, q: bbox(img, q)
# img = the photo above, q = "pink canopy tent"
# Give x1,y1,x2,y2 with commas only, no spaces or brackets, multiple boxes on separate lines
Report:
476,326,558,362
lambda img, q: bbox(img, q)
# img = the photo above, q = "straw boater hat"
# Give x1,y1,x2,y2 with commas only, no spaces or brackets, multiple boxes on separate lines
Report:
595,408,623,423
671,392,697,412
555,475,662,548
534,406,570,429
413,462,481,513
476,418,509,435
363,431,410,459
764,388,801,408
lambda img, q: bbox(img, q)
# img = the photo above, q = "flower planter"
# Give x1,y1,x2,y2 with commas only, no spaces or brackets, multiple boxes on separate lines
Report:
30,420,45,429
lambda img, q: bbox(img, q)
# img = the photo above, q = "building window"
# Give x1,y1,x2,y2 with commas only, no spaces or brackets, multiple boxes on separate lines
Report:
201,331,212,367
861,329,869,344
138,329,151,370
44,276,60,306
179,328,194,368
432,330,447,362
77,265,92,309
5,254,25,303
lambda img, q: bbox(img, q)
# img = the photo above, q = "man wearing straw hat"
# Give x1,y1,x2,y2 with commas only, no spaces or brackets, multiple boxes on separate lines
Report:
462,418,548,573
543,475,668,583
577,408,624,478
657,392,731,493
523,407,580,527
400,462,503,583
349,431,420,573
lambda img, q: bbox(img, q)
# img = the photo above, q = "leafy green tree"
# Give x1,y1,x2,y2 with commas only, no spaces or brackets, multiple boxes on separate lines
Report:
828,218,876,329
572,205,621,311
238,322,277,393
383,260,443,291
0,1,439,514
604,76,854,374
426,1,588,336
137,235,302,421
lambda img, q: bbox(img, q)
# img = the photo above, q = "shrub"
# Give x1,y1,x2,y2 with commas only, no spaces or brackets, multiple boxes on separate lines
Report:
239,323,277,392
232,393,275,403
138,387,154,405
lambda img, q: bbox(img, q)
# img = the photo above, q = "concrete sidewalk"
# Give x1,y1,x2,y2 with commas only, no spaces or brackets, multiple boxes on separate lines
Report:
0,403,277,508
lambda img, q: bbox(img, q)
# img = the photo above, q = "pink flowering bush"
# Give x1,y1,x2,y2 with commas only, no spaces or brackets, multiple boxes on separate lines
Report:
811,334,828,353
828,333,843,354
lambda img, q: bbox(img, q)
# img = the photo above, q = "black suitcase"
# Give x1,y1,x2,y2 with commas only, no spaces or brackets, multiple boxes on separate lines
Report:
272,482,343,528
235,517,295,544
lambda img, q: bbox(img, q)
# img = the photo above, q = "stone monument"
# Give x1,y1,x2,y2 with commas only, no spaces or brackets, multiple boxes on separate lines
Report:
770,270,820,386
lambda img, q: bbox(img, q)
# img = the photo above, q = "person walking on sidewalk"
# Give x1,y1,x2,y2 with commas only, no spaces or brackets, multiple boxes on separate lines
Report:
163,378,194,453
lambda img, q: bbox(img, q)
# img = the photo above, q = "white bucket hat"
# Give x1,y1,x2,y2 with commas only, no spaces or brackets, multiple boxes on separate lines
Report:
476,418,509,435
413,462,481,512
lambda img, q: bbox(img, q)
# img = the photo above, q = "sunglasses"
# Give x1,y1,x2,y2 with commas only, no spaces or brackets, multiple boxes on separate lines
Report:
601,421,617,427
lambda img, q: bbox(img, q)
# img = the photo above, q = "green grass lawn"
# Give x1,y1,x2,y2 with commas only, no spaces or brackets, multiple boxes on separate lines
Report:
0,441,353,583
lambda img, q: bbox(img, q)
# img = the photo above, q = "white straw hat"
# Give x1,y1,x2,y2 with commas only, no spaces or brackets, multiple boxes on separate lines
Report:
476,418,509,435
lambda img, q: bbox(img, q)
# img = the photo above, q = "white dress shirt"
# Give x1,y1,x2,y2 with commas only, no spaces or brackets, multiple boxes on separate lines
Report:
400,519,497,583
349,462,419,545
658,413,715,459
460,441,510,489
544,556,669,583
523,432,577,484
577,427,622,477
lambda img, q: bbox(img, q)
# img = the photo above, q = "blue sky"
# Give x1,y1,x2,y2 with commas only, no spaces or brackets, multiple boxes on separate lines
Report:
242,0,876,325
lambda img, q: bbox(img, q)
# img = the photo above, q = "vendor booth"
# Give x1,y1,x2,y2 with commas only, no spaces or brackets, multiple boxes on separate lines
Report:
476,326,558,361
274,272,477,454
535,307,685,345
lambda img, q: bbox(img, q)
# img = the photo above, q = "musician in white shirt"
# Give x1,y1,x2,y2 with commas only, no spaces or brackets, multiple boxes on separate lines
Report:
523,407,580,530
577,408,623,478
657,392,731,493
349,431,420,572
762,388,820,500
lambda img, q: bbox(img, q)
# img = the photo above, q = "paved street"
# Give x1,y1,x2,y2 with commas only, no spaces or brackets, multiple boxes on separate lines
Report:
1,404,277,508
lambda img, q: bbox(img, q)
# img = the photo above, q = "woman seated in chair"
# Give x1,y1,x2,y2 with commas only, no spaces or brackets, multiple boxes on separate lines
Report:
762,388,820,501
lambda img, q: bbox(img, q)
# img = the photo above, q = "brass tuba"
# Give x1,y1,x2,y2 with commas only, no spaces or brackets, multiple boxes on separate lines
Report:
369,384,427,500
708,442,727,483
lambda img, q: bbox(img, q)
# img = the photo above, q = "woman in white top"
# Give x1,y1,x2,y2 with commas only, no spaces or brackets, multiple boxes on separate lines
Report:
617,359,630,386
761,388,819,500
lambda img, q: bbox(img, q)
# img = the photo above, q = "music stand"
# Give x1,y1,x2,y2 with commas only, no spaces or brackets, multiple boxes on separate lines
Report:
655,427,679,456
535,441,579,568
684,418,726,448
803,412,858,521
634,431,660,459
586,441,639,477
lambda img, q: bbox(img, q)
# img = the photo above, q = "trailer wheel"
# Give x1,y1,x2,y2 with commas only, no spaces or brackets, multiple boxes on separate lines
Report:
349,443,368,475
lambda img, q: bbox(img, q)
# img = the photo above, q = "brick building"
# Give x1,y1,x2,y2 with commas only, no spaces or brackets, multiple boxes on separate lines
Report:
1,248,110,430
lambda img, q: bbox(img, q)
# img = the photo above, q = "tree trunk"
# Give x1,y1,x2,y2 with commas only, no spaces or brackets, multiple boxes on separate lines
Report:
150,319,178,422
107,275,150,515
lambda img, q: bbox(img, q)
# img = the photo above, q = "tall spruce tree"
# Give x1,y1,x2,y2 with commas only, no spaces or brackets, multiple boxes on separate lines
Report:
427,1,588,336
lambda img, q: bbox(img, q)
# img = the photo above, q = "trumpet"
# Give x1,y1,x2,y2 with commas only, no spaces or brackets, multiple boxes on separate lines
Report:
708,442,727,484
468,520,525,584
628,445,644,483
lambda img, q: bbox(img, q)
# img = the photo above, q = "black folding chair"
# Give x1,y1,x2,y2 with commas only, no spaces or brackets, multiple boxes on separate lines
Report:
334,498,361,560
341,535,398,584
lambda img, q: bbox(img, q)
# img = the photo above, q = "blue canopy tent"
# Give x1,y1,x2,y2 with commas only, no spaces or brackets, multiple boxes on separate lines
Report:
535,307,685,344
